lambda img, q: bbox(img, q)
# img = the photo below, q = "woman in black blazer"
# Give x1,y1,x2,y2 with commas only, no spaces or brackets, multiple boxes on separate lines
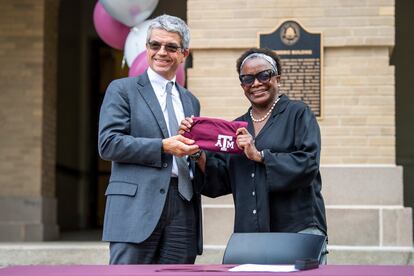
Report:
181,48,328,263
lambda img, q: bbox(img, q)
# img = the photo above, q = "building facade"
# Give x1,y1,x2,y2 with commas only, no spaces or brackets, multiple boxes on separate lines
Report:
0,0,413,264
186,0,412,263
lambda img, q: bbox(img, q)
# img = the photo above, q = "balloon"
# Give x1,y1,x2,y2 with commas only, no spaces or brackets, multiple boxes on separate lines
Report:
100,0,159,27
93,2,130,50
124,20,152,67
128,51,186,86
176,63,185,86
128,51,148,77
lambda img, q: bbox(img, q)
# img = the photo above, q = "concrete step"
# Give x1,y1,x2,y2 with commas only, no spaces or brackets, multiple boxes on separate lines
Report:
321,165,404,205
198,245,414,265
201,165,405,206
202,205,413,247
200,165,412,248
0,242,412,266
0,242,108,266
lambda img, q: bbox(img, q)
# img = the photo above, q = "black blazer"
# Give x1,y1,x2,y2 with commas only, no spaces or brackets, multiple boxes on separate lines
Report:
201,94,327,236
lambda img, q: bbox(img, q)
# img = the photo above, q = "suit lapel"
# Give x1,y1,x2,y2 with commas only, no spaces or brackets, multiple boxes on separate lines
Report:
136,72,170,138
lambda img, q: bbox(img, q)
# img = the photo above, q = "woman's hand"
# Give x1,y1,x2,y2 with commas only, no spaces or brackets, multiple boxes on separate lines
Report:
179,117,193,135
236,127,262,162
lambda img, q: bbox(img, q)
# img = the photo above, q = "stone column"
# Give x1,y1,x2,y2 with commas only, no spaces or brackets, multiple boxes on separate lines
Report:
0,0,59,241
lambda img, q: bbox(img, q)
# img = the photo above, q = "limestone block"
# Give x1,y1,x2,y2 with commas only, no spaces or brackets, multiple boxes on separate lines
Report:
321,166,403,205
0,197,58,241
382,208,413,246
328,246,414,265
327,208,379,246
203,207,234,245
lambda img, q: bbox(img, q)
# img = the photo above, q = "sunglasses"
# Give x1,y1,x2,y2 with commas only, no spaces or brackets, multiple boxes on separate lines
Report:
147,41,183,53
239,69,276,86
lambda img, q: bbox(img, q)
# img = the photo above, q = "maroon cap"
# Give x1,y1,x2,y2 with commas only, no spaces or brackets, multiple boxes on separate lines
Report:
183,117,248,154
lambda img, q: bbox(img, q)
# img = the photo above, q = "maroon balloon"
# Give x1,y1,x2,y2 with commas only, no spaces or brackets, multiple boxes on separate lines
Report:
128,51,186,86
93,2,130,50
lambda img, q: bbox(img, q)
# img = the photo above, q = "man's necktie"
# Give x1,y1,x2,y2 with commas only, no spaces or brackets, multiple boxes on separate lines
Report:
165,81,193,201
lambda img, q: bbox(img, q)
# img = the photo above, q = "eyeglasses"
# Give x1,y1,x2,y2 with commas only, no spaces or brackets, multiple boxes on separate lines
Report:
147,41,183,53
239,69,276,86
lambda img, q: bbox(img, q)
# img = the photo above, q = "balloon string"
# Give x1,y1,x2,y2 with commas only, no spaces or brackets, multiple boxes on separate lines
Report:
122,56,126,69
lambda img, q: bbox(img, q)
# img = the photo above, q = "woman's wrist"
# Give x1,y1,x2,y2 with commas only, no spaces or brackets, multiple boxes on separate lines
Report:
259,150,265,162
190,150,203,162
255,150,264,163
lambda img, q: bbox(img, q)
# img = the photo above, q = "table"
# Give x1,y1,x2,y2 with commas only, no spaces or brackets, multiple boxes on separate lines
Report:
0,264,413,276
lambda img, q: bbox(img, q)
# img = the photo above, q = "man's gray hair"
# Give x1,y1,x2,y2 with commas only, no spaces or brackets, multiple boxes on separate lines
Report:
147,14,190,49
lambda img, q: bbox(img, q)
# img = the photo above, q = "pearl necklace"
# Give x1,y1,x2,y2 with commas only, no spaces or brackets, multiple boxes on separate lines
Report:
249,97,280,123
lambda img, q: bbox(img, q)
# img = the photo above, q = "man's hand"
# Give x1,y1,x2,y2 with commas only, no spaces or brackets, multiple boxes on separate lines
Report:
162,135,200,157
236,127,262,162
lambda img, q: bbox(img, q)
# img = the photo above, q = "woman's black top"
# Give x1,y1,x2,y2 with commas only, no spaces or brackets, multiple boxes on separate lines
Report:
200,94,327,235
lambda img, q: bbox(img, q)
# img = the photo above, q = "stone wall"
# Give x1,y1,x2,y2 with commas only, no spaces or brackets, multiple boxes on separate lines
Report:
0,0,59,241
187,0,413,262
188,0,395,164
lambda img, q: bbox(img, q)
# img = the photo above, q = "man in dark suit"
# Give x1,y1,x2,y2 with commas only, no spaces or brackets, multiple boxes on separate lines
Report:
98,14,202,264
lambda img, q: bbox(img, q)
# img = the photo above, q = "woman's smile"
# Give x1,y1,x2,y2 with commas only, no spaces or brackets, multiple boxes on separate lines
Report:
249,88,268,97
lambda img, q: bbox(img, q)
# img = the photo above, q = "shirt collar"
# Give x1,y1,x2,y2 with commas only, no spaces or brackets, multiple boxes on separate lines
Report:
147,67,177,90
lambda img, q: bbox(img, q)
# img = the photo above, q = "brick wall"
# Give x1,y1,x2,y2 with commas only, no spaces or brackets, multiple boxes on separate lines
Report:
0,0,43,196
0,0,59,241
322,47,395,164
0,0,57,197
188,0,395,164
188,0,394,48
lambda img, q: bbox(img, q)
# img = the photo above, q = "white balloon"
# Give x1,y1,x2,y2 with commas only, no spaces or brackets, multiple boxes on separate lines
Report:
124,20,152,67
100,0,159,27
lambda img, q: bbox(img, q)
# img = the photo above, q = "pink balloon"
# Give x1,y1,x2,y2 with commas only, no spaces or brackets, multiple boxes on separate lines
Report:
128,51,186,86
176,64,186,86
93,2,130,50
128,51,148,77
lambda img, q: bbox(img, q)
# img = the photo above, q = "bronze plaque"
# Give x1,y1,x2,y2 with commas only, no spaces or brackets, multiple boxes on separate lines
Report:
259,20,323,117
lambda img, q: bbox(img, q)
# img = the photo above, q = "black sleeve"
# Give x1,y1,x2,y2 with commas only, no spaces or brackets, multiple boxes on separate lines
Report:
199,151,232,198
263,106,321,192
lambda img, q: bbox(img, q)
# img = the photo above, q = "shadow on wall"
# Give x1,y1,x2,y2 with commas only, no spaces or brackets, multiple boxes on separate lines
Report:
393,0,414,241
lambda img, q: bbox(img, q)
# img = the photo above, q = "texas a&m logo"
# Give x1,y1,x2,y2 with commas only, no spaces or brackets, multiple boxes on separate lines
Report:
214,134,235,152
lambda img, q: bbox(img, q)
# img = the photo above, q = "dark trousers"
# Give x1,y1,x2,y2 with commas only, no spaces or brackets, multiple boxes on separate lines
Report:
109,178,197,264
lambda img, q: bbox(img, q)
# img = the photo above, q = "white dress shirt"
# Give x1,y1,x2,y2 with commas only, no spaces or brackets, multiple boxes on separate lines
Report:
147,67,186,177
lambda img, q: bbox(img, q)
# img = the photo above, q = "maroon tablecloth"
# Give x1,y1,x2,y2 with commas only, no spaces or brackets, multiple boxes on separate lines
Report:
0,264,413,276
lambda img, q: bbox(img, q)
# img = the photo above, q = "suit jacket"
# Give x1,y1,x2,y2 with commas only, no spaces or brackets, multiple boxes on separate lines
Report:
98,72,203,254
